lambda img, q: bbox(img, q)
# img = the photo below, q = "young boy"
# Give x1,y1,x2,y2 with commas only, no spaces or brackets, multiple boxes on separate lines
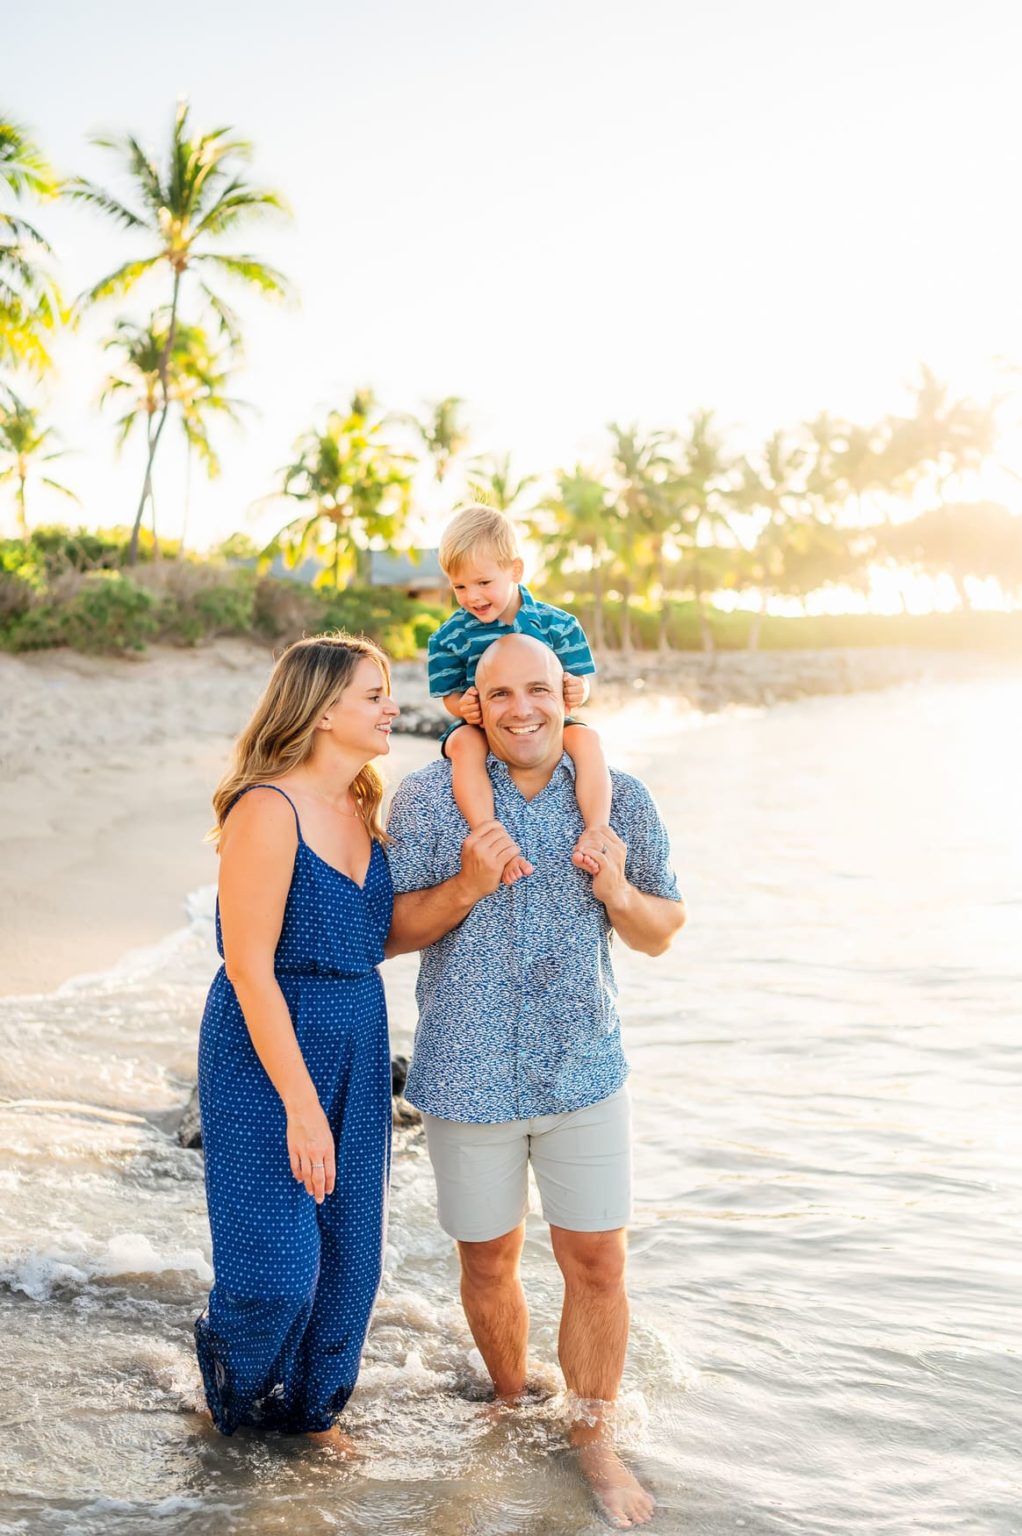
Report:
427,504,612,884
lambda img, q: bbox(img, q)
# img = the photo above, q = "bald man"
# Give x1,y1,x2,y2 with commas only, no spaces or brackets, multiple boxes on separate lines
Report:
387,634,686,1527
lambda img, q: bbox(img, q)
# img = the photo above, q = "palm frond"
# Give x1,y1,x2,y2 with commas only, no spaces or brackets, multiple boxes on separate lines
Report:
0,119,57,199
77,257,158,311
197,282,243,346
41,476,80,501
62,178,150,232
191,252,292,300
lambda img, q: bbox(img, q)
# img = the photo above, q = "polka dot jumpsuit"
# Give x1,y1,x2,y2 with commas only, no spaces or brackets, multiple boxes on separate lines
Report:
194,785,393,1435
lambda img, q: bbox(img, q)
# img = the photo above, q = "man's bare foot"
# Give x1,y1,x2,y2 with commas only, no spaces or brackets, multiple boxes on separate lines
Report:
501,854,535,885
305,1424,358,1456
576,1440,655,1529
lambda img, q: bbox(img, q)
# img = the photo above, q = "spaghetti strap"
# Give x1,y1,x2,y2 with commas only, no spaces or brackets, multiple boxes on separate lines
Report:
231,782,304,841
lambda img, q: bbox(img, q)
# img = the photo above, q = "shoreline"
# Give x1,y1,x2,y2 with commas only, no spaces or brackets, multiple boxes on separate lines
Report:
1,640,1017,997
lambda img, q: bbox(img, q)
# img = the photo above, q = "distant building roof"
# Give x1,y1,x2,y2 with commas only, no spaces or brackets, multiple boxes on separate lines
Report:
369,549,447,589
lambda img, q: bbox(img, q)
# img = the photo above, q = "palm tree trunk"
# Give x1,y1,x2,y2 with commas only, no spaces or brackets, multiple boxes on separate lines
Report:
747,589,766,651
17,471,27,538
658,540,671,651
592,555,606,652
693,564,714,653
128,270,181,566
150,482,160,561
618,572,633,655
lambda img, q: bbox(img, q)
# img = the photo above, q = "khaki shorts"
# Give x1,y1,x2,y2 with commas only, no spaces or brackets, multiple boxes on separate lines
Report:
421,1087,632,1242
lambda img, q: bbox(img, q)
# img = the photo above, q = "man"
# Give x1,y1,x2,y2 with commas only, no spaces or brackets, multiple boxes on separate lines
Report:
386,633,686,1528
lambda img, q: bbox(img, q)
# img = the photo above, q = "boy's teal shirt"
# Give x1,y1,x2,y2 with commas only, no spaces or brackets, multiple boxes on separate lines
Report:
426,584,597,697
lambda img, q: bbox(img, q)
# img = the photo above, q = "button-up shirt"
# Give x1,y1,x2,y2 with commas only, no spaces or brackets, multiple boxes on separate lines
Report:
386,753,682,1123
426,584,597,697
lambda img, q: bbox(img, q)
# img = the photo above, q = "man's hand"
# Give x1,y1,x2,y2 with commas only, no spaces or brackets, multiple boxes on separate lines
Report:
459,820,524,901
459,686,482,725
562,673,588,710
573,823,685,955
571,824,627,903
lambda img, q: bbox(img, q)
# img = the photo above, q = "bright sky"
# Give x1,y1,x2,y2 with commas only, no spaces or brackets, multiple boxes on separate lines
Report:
6,0,1022,572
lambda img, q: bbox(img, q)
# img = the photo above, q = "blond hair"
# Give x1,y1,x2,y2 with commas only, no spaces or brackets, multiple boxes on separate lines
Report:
210,633,392,848
439,503,521,575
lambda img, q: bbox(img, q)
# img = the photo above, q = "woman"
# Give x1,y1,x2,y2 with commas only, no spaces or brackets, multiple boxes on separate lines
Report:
194,633,400,1445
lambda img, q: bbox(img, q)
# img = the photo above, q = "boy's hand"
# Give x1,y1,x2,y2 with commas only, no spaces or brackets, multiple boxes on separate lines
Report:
562,673,587,710
459,820,523,900
460,686,482,725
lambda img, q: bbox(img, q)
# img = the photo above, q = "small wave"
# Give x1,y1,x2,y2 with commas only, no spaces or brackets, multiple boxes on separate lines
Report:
1,1230,212,1301
56,885,217,997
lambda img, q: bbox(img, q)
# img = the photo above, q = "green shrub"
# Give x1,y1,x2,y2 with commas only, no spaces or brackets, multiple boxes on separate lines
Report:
6,571,158,653
412,611,444,649
0,570,34,630
163,579,257,645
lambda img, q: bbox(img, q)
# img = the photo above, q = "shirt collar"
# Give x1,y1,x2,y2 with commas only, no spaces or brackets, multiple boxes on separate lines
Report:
515,583,540,613
485,749,576,786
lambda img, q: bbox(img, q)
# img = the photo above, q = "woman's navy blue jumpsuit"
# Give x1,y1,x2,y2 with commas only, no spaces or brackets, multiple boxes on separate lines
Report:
194,784,393,1435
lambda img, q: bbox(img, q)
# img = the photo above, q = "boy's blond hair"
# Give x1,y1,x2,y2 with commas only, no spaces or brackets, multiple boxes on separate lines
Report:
439,504,520,576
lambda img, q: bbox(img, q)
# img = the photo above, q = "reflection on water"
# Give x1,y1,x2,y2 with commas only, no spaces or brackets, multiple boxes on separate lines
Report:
1,678,1020,1534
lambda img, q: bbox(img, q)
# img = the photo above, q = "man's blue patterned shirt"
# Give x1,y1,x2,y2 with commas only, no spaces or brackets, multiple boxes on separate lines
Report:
386,753,682,1124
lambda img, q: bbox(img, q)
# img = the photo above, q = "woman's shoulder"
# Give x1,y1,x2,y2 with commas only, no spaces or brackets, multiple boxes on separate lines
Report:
221,783,301,844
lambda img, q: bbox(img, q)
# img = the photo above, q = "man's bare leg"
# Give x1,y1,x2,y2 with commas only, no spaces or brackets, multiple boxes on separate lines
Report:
550,1226,654,1530
457,1222,529,1400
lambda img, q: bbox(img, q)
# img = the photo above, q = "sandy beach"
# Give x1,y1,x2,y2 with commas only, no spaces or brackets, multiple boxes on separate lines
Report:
1,638,1015,996
0,641,438,996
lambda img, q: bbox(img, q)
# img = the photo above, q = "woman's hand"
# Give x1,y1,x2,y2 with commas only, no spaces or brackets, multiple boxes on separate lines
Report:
286,1099,336,1204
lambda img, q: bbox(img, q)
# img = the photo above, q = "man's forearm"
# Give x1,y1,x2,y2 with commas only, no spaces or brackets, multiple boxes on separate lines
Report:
385,875,479,957
602,884,686,956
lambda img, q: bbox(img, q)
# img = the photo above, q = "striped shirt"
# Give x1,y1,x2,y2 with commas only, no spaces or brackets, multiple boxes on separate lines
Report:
386,754,682,1123
426,585,597,698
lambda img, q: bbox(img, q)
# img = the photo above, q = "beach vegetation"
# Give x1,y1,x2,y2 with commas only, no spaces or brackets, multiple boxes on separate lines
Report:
265,396,414,590
400,395,470,485
0,397,78,536
0,114,61,380
67,101,290,563
101,312,247,550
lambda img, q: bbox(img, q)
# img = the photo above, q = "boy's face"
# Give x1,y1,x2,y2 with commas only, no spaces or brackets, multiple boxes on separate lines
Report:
449,551,524,625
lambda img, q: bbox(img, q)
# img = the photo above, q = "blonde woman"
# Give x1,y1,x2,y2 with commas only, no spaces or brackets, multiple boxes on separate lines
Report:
194,634,399,1446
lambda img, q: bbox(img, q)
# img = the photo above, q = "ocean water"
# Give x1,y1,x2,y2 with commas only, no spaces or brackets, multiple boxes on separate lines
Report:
1,678,1020,1536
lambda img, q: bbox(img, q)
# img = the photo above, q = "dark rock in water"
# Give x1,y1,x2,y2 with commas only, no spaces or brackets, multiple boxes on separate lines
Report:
178,1083,203,1149
392,709,445,739
177,1055,420,1149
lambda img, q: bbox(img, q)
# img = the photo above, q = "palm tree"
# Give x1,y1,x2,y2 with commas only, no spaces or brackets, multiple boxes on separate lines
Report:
0,115,60,378
0,396,77,536
532,467,617,651
884,365,998,503
468,451,538,513
66,101,290,562
608,424,674,652
669,409,736,652
268,401,413,589
403,395,469,484
737,431,811,646
102,314,246,550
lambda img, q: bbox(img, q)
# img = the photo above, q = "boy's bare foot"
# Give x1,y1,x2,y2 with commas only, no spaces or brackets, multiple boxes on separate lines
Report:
576,1441,655,1529
501,854,535,885
305,1424,358,1456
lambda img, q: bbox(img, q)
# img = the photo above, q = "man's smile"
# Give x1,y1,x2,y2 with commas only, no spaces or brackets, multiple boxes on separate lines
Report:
505,723,542,735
